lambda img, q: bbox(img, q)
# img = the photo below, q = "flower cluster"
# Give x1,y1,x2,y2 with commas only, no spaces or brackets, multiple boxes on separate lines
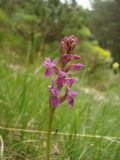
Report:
44,35,84,108
112,62,119,70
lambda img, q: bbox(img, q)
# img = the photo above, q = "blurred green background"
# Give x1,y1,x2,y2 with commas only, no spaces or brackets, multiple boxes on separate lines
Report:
0,0,120,159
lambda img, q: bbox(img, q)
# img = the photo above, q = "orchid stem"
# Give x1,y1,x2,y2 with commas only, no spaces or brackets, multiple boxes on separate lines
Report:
46,107,55,160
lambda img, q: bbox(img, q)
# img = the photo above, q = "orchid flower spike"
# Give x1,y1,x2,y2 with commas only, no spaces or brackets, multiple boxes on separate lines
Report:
44,35,84,108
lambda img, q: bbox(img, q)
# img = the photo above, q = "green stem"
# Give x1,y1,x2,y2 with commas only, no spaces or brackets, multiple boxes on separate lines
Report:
46,107,55,160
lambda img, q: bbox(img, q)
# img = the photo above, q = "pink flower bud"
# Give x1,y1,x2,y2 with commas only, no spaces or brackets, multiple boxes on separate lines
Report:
64,63,84,72
60,35,77,54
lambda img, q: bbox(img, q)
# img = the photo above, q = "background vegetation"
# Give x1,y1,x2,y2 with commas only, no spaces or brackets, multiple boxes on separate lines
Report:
0,0,120,159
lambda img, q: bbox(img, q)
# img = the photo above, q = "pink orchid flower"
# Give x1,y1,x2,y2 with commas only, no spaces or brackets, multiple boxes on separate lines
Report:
61,54,80,67
66,88,78,107
48,83,60,107
44,35,84,108
44,35,84,160
44,57,59,77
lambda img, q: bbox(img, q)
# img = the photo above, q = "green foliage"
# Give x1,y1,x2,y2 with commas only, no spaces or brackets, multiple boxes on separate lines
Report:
75,27,112,87
88,0,120,62
0,8,6,23
0,0,116,87
0,0,88,61
0,58,120,159
0,1,120,159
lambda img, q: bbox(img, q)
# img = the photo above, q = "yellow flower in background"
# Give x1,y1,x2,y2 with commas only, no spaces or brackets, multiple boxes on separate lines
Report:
112,62,119,70
93,46,111,60
101,49,111,59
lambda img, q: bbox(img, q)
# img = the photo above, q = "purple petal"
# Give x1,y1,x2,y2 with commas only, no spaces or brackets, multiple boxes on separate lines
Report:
65,63,84,72
70,63,84,69
71,91,78,97
71,55,80,60
51,88,60,107
58,71,66,76
61,54,70,65
55,71,65,88
52,58,58,66
64,77,76,87
52,88,59,95
44,57,51,66
45,68,53,77
68,97,74,107
51,95,59,107
66,88,78,107
44,57,58,68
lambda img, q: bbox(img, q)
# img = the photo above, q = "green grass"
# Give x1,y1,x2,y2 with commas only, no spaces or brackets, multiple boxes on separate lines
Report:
0,57,120,160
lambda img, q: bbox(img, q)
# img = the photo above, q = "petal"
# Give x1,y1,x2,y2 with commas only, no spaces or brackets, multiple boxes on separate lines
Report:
44,57,51,66
50,87,60,107
71,55,80,60
55,76,64,89
64,77,76,87
51,95,59,107
66,88,78,107
51,89,60,107
71,41,77,48
70,63,84,69
52,58,58,66
71,91,78,97
45,68,53,77
52,88,59,95
65,63,84,72
58,71,66,77
67,96,74,107
62,54,71,64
